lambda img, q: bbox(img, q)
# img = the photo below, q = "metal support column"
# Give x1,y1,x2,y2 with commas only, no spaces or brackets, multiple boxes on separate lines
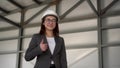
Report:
97,0,103,68
16,28,23,68
56,0,61,16
16,9,25,68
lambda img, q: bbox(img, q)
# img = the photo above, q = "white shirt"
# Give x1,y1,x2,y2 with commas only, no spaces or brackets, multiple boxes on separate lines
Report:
47,37,56,64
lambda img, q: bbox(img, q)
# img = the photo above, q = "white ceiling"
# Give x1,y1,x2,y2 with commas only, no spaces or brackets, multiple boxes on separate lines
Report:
0,0,120,28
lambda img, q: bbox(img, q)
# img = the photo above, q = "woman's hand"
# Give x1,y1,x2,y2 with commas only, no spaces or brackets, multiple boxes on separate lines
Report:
40,39,48,52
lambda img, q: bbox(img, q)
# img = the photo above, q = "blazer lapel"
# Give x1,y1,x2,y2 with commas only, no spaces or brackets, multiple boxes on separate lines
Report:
42,35,60,56
42,35,52,55
53,36,61,56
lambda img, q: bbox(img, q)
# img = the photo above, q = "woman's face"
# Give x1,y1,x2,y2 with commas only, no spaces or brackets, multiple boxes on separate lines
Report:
43,16,57,31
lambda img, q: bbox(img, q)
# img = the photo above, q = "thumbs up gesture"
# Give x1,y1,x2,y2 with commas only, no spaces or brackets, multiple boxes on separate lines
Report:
40,39,48,52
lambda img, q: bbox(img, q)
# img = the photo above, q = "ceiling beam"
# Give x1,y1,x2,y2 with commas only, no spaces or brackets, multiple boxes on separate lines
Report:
0,15,21,28
0,0,52,16
101,0,119,15
0,26,17,32
1,23,120,41
0,27,96,41
102,10,120,17
0,6,9,13
60,0,85,19
24,4,50,25
1,10,120,32
102,24,120,30
33,0,43,5
87,0,98,16
7,0,25,9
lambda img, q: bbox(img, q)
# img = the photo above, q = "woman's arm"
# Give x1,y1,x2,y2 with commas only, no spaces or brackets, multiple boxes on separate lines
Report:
24,34,43,61
60,38,68,68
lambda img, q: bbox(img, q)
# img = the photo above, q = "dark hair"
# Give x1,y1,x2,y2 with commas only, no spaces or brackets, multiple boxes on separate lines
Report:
39,15,59,36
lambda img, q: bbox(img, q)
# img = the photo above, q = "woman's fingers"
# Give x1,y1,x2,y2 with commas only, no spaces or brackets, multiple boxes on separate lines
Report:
40,39,44,44
40,39,48,52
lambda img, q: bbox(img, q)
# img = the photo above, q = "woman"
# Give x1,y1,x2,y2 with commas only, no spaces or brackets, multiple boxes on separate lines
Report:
25,10,67,68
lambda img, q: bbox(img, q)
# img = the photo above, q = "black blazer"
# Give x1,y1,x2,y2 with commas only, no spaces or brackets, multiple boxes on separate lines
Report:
25,34,67,68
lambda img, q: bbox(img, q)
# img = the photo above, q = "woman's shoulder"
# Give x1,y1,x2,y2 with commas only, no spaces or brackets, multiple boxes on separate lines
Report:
57,36,64,41
33,33,39,36
32,33,43,38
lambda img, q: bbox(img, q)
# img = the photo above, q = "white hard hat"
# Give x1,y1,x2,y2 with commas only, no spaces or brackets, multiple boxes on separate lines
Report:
42,10,59,20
